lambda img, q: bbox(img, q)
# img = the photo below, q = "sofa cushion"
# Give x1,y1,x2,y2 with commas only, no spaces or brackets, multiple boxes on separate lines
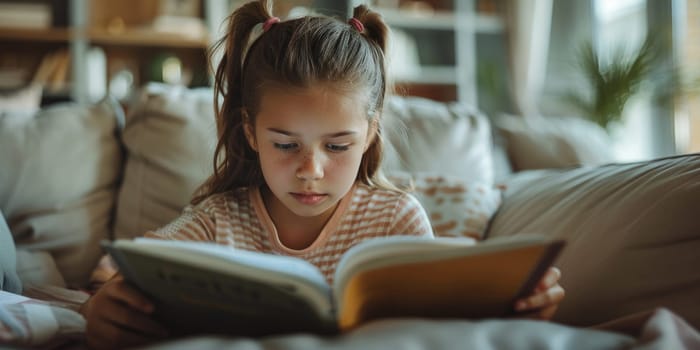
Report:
487,153,700,329
114,83,216,239
382,96,495,184
494,114,612,171
0,98,123,288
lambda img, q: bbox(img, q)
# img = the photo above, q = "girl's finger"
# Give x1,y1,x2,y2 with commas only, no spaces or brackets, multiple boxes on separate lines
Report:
516,285,565,311
539,267,561,290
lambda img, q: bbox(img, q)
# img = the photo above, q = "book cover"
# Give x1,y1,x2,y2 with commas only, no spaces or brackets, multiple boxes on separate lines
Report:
104,235,564,336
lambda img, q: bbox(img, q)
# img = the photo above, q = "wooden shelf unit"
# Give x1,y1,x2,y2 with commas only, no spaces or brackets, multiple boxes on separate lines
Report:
0,0,214,104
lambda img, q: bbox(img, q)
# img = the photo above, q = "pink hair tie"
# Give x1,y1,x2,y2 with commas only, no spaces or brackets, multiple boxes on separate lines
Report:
348,18,364,33
263,17,280,32
241,17,280,67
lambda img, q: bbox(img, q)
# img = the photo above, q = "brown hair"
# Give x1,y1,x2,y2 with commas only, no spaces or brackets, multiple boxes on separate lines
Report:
192,0,393,204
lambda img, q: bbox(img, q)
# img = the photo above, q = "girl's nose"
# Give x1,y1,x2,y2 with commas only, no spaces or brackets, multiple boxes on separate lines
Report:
296,152,324,180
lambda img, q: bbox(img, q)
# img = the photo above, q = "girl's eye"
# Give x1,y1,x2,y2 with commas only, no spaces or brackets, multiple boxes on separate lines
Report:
327,144,350,152
274,143,298,151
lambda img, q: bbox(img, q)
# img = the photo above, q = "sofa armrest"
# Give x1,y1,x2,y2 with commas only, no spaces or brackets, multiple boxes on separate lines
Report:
487,154,700,329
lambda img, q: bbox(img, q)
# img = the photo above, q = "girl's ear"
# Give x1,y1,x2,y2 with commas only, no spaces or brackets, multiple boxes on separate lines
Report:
364,118,379,152
242,110,258,152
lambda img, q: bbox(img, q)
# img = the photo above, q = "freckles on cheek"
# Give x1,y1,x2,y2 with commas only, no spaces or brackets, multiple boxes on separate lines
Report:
258,150,285,171
269,155,295,171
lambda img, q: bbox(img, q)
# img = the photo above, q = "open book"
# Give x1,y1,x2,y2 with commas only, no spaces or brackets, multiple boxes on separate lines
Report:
104,235,565,336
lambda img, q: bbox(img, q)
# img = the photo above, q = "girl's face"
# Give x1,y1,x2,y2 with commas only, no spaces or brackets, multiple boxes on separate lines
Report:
245,85,375,220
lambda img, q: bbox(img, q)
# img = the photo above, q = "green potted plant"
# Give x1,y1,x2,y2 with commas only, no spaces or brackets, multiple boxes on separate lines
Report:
564,37,657,131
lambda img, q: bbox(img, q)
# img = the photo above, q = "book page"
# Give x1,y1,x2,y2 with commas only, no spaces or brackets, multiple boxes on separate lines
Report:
335,235,546,294
116,239,333,318
131,238,325,282
333,236,472,307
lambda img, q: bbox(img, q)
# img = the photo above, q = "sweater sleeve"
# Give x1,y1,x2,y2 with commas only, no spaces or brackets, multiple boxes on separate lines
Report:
388,193,435,238
88,202,216,292
144,204,217,242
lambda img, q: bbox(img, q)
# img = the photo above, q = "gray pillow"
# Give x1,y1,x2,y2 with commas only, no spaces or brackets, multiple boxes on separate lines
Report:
494,114,613,171
0,210,21,293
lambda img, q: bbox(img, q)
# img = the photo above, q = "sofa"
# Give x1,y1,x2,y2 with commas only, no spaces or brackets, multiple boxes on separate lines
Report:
1,83,699,348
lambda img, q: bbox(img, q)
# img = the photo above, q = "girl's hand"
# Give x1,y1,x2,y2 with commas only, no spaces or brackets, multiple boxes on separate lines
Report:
513,267,565,320
81,274,169,349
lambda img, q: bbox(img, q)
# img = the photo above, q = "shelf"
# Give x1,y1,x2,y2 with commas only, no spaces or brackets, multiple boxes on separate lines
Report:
0,28,71,42
392,66,458,84
88,29,210,49
377,7,504,33
0,27,212,48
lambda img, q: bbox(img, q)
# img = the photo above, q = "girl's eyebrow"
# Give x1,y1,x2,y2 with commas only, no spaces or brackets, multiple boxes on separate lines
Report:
267,128,357,138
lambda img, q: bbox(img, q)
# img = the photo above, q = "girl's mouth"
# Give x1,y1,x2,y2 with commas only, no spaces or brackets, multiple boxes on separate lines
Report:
290,192,327,205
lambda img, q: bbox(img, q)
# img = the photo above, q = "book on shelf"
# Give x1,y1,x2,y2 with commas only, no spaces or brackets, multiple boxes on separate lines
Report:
32,49,70,92
104,234,565,336
0,3,52,29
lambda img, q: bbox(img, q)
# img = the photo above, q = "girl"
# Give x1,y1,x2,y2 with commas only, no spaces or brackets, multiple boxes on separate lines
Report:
81,1,564,348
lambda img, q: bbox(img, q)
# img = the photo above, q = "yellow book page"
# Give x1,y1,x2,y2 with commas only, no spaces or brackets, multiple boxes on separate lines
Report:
337,244,549,331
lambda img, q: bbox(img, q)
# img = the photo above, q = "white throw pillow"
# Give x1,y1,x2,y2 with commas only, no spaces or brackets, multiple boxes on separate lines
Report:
382,96,495,184
389,172,502,240
0,98,123,287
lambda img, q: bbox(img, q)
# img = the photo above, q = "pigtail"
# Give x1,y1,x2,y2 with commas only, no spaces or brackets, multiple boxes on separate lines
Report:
350,5,393,106
210,0,271,132
193,0,273,205
349,5,401,192
351,5,388,54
